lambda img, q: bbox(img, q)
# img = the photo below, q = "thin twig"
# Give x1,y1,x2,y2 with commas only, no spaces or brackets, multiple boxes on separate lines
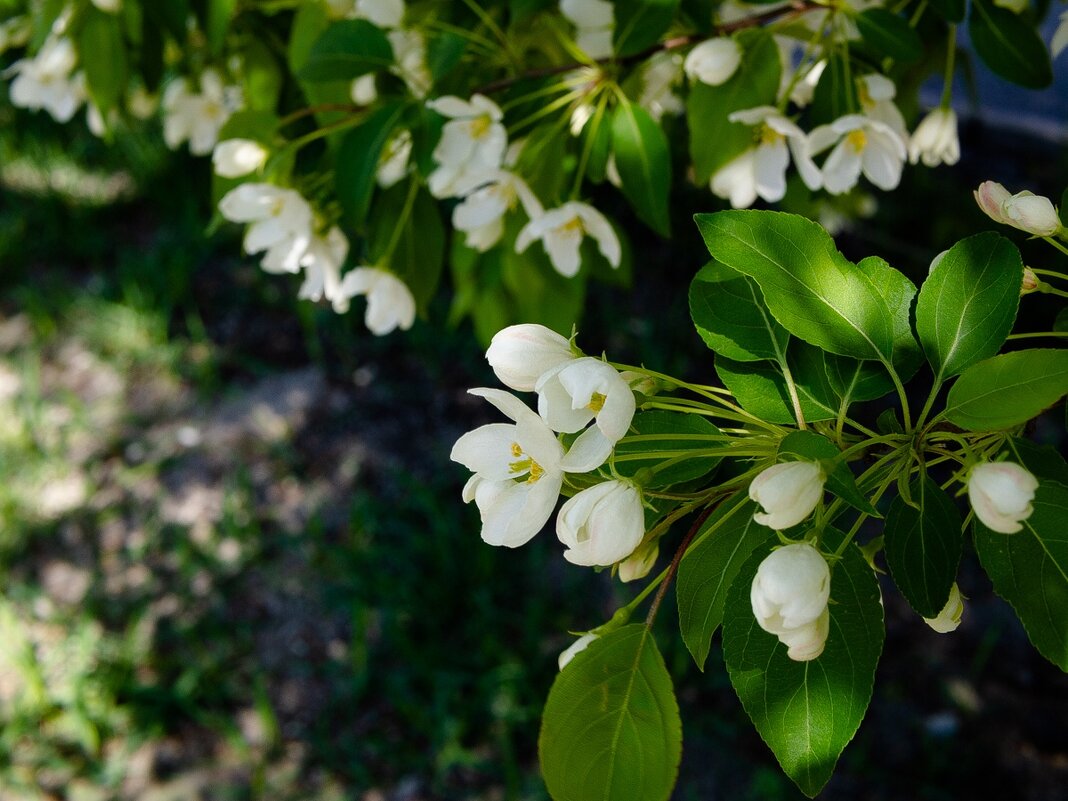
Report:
644,503,717,627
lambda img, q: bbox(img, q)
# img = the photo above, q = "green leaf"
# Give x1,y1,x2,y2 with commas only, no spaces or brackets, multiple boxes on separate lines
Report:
614,411,722,487
944,349,1068,431
884,477,963,618
695,210,894,361
611,99,672,236
1004,438,1068,486
426,30,467,83
242,39,283,111
677,495,771,670
368,181,444,311
854,8,923,62
336,101,407,229
914,232,1022,382
287,2,329,72
716,349,837,424
689,262,790,362
859,255,923,381
723,531,884,797
205,0,236,54
975,481,1068,670
78,8,128,114
688,31,781,183
808,51,860,126
613,0,680,57
970,0,1053,89
928,0,965,22
778,430,880,518
539,625,682,801
298,19,393,82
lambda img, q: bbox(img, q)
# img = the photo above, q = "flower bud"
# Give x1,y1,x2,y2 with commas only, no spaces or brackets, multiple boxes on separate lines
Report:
777,606,829,661
618,540,658,583
212,139,268,178
967,461,1038,534
908,108,959,167
485,324,575,392
1021,267,1040,295
974,180,1012,224
1003,192,1061,237
556,480,645,567
750,543,831,634
749,461,825,530
923,583,964,633
684,38,742,86
558,633,598,670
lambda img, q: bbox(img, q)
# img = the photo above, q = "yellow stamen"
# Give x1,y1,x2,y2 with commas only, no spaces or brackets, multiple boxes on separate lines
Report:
847,129,867,152
470,115,492,138
757,124,783,146
510,442,523,458
588,392,606,413
527,461,545,483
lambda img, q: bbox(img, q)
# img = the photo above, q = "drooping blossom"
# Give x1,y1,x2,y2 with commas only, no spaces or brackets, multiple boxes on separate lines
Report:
337,267,417,335
810,114,907,194
426,94,507,198
515,201,621,277
909,108,959,167
749,461,825,531
559,0,614,59
684,37,742,86
556,480,645,567
8,37,86,123
453,169,543,252
751,543,831,661
967,461,1038,534
163,69,243,156
485,324,576,393
923,583,964,633
218,183,314,274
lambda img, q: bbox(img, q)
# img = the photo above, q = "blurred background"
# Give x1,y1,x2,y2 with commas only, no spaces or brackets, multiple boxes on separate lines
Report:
1,30,1067,801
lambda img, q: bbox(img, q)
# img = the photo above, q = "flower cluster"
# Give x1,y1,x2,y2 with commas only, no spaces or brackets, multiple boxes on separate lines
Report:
451,324,646,569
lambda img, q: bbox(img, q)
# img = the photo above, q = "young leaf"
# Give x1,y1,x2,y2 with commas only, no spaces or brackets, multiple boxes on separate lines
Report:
336,101,407,228
914,232,1022,382
695,211,894,362
689,263,790,362
78,8,128,114
677,496,771,670
858,256,922,382
974,481,1068,670
778,430,880,518
943,349,1068,431
722,531,884,798
613,0,680,57
884,477,963,618
298,20,393,82
614,411,722,487
539,625,682,801
611,99,672,236
970,0,1053,89
716,354,837,424
854,8,923,62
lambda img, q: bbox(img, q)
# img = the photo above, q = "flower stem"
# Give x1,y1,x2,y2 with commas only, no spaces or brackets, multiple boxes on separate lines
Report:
940,25,957,109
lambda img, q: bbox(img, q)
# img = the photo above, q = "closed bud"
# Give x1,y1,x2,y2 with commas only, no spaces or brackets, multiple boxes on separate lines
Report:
924,583,964,633
556,480,645,567
212,139,268,178
485,324,575,392
750,543,831,634
749,461,825,530
618,540,658,583
1021,267,1040,295
777,606,829,661
967,461,1038,534
684,38,742,86
558,633,598,670
974,180,1061,236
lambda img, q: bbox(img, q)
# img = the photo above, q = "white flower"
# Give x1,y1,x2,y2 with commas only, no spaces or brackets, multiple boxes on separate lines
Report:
351,74,378,105
787,58,825,107
327,0,405,26
337,267,416,334
427,94,508,198
163,69,243,155
558,633,598,670
857,73,908,141
751,543,831,661
684,38,742,86
376,129,412,188
639,52,684,122
974,181,1061,237
297,227,350,312
557,480,645,567
218,183,314,273
1053,10,1068,58
451,388,567,547
923,583,964,633
810,114,907,194
967,461,1038,534
535,357,635,472
127,85,159,119
453,169,543,252
485,323,576,392
710,106,821,208
90,0,122,12
909,108,959,167
560,0,614,59
213,139,269,178
618,540,658,583
749,461,825,530
388,29,431,98
8,37,86,122
515,201,621,277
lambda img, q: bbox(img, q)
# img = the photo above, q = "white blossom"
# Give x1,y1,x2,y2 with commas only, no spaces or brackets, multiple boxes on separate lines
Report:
684,38,742,86
556,480,645,567
213,139,269,178
427,94,508,198
639,52,684,121
909,108,959,167
923,583,964,633
515,201,621,277
974,181,1061,237
376,129,412,188
90,0,122,12
351,74,378,105
560,0,614,59
558,633,598,670
967,461,1038,534
163,69,243,155
297,227,350,312
337,267,416,334
857,73,908,141
535,357,635,472
453,169,543,252
326,0,405,27
810,114,907,194
1053,10,1068,58
751,543,831,661
787,58,825,107
388,29,431,98
749,461,825,531
8,37,86,122
451,388,567,547
485,323,576,392
218,183,314,273
710,106,821,209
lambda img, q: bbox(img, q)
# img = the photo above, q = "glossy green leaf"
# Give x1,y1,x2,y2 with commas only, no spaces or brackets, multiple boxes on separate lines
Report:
914,232,1022,382
78,8,127,114
854,8,923,61
944,349,1068,431
688,31,781,183
1004,438,1068,486
689,262,790,362
611,99,672,236
696,211,894,361
809,51,860,127
613,0,680,57
884,477,962,618
778,430,879,518
677,496,772,670
859,256,922,380
716,353,837,424
336,101,407,228
368,181,443,311
975,481,1068,670
970,0,1053,89
723,531,884,797
614,411,722,487
287,2,329,72
205,0,236,54
539,625,682,801
298,19,393,82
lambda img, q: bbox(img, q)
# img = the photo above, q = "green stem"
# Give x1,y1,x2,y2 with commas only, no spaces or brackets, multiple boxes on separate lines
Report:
940,25,957,109
779,358,808,430
1006,330,1068,339
379,177,420,264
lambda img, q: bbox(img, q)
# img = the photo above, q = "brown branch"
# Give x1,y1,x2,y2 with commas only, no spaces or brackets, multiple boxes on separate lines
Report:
644,501,718,628
476,0,823,95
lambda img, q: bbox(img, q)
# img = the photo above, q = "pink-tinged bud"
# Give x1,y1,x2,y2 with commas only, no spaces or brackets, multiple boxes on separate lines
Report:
967,461,1038,534
974,181,1012,224
485,324,575,392
974,181,1062,236
1021,267,1040,295
923,583,964,633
